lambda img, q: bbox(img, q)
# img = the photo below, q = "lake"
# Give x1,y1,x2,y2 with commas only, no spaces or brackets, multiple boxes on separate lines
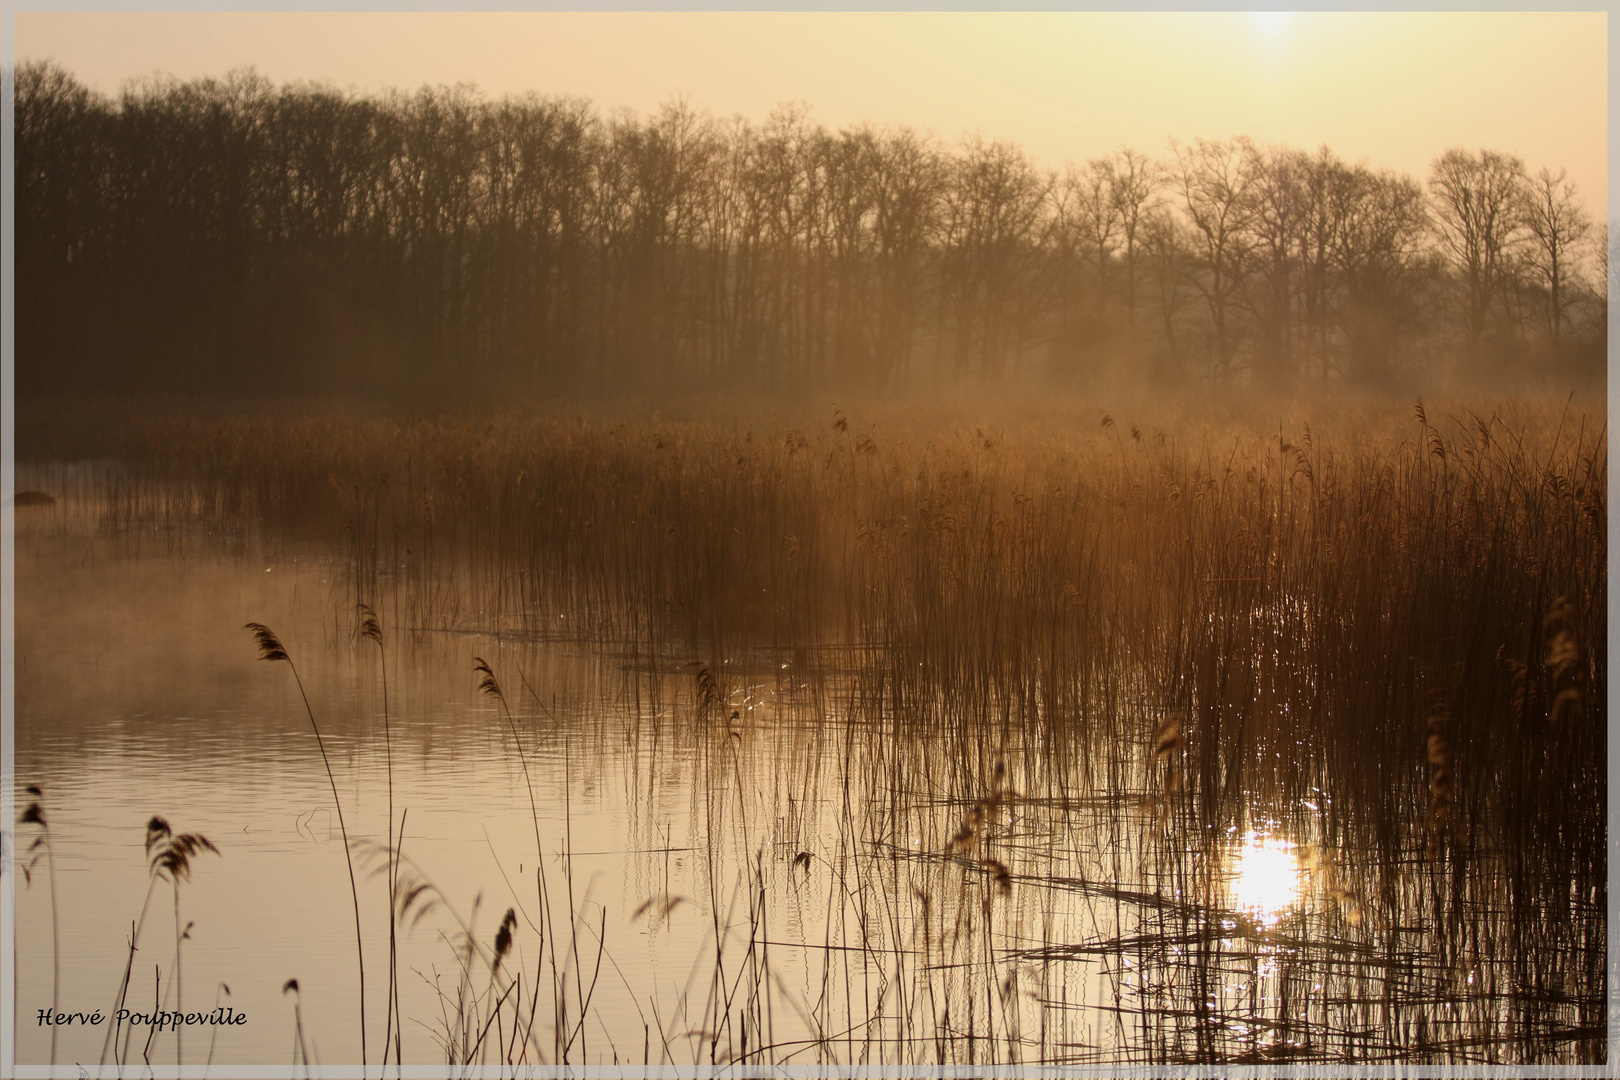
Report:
11,424,1606,1070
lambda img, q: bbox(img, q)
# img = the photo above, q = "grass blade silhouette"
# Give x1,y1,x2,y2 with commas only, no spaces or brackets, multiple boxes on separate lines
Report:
19,787,60,1068
360,603,404,1074
247,622,368,1071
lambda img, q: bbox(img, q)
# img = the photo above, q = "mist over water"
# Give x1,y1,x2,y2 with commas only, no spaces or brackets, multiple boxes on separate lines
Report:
11,394,1606,1067
7,43,1607,1070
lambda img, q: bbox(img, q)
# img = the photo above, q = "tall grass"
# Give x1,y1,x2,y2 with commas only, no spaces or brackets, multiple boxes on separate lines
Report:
76,395,1606,1065
245,622,369,1070
359,602,405,1073
18,788,61,1068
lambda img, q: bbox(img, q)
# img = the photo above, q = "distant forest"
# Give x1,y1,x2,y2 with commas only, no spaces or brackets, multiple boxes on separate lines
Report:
13,62,1609,400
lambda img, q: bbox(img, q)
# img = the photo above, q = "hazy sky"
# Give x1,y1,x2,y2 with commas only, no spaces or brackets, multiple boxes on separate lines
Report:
14,11,1609,212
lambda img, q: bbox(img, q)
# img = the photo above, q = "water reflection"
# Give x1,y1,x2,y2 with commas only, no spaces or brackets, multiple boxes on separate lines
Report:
12,489,1607,1068
1229,830,1302,928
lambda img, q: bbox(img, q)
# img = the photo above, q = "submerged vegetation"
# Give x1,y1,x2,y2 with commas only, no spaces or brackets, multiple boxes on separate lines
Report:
30,396,1596,1067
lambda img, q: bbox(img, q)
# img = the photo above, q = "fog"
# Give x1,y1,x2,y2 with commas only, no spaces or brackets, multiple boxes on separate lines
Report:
11,60,1607,456
6,34,1607,1070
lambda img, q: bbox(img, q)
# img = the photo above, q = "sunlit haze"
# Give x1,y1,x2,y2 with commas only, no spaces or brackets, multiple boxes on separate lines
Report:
15,11,1608,213
11,12,1610,1071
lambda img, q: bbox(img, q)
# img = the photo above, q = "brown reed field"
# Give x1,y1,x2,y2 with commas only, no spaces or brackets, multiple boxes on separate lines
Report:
52,394,1606,1067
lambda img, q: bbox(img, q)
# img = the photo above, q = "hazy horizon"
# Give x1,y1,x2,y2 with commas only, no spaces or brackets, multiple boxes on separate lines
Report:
15,11,1609,216
10,10,1609,1072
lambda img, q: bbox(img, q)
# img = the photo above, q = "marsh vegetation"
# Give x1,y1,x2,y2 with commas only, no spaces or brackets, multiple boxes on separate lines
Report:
9,56,1608,1072
15,396,1605,1069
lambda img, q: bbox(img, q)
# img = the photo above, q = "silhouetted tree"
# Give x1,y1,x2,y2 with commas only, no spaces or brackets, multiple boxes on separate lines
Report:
1171,137,1258,381
1109,148,1161,365
1329,164,1431,386
1242,146,1308,389
1428,148,1527,367
1517,166,1593,350
11,61,1603,401
867,128,944,387
939,138,1050,379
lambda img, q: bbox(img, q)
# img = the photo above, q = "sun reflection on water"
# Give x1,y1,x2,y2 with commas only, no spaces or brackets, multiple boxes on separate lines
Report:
1230,830,1302,927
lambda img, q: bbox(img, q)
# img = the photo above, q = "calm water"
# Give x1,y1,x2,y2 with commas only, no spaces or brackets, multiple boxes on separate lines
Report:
11,475,1604,1069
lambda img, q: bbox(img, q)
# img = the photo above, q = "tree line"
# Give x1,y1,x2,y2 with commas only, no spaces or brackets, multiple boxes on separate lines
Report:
13,61,1608,400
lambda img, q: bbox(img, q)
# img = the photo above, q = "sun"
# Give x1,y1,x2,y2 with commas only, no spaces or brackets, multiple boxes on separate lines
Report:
1249,11,1295,37
1230,831,1302,927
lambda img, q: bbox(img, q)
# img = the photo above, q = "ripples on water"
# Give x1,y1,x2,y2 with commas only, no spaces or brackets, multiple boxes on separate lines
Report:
11,466,1606,1069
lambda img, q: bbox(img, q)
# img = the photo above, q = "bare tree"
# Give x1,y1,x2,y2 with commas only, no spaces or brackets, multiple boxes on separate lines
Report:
1109,148,1161,355
939,137,1051,379
1142,205,1194,380
815,127,879,386
1075,160,1123,321
1517,167,1593,348
1171,137,1258,382
1048,160,1118,381
867,127,944,387
15,63,1608,399
1329,164,1431,386
1427,148,1526,359
1291,146,1350,385
1242,146,1309,389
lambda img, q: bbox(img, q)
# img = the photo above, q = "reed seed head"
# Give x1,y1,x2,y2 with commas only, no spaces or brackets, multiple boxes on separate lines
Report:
145,816,171,856
695,665,720,709
149,828,220,883
631,894,688,929
493,908,516,967
244,623,290,663
358,604,383,645
473,657,504,702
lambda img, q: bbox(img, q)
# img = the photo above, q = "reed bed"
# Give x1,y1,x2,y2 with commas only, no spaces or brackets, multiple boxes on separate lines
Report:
71,396,1605,1066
